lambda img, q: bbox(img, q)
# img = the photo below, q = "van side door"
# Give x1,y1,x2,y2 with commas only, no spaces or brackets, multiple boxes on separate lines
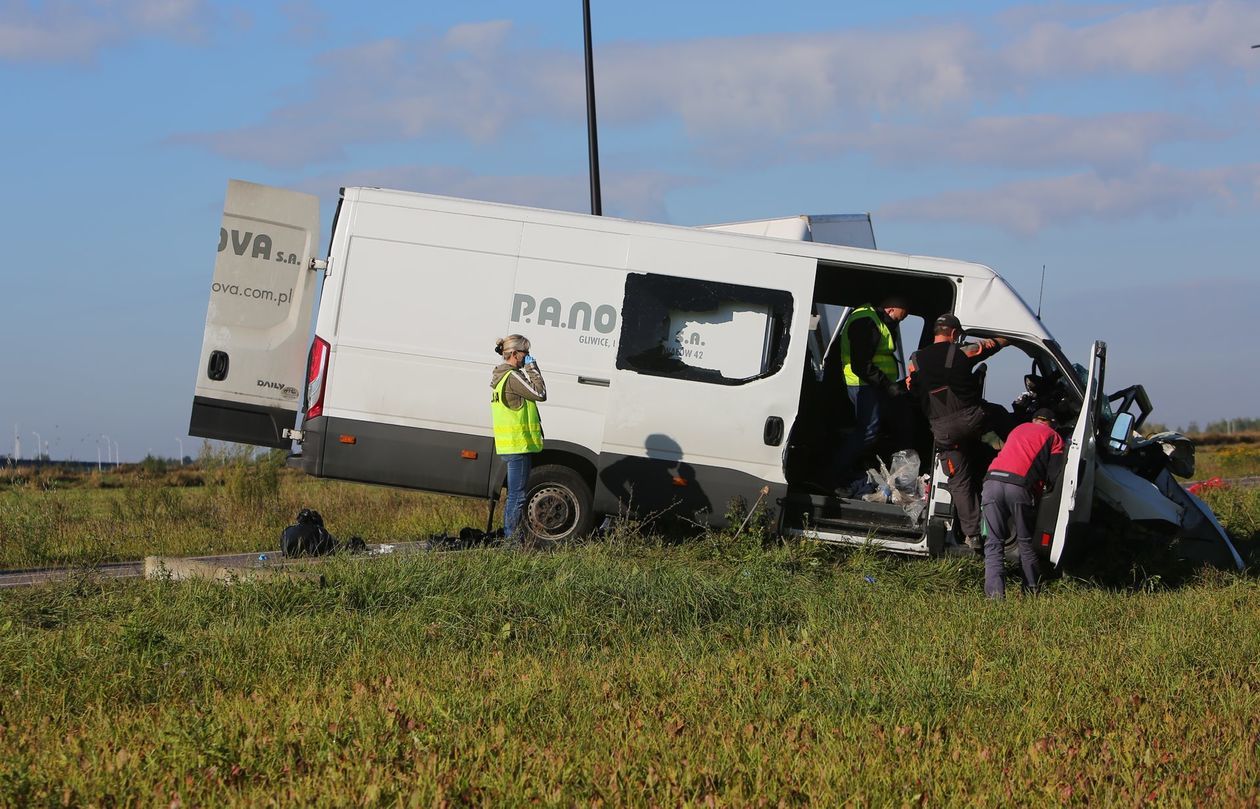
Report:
597,237,815,527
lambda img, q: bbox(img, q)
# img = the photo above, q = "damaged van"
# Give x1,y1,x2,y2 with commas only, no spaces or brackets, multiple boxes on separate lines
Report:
190,180,1242,570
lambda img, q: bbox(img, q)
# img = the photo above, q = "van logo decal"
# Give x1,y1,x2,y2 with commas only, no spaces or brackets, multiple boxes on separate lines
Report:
219,228,301,265
257,379,287,391
511,293,617,334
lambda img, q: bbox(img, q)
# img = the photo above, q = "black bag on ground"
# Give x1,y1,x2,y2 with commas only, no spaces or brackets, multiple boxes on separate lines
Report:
281,508,338,557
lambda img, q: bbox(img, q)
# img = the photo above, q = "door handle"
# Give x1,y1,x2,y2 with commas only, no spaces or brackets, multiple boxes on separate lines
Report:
207,350,229,381
578,377,610,387
764,416,784,446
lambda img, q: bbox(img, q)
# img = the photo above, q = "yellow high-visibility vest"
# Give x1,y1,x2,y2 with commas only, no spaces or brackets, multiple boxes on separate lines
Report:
840,304,898,386
491,372,543,455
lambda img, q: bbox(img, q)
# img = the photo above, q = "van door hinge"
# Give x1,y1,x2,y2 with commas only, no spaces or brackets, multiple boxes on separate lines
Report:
309,258,328,272
282,428,304,442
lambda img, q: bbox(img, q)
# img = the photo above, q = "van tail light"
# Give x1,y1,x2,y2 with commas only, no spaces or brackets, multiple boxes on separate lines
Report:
305,336,330,419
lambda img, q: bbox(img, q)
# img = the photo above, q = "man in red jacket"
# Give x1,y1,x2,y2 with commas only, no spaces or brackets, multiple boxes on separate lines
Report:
981,408,1065,598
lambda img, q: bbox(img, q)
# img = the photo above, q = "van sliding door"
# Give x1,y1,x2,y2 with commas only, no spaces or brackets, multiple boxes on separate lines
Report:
598,238,814,527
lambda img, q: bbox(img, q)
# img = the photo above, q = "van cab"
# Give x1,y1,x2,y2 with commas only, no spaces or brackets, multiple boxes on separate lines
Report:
191,180,1242,570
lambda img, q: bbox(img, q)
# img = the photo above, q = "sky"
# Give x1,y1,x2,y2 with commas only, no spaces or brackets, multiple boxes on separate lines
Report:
1,0,1257,462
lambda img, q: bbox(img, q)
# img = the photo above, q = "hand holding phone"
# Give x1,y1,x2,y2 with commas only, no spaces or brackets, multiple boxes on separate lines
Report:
523,354,536,365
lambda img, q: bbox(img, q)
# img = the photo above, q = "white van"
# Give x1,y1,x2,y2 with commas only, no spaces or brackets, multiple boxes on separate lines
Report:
191,180,1242,570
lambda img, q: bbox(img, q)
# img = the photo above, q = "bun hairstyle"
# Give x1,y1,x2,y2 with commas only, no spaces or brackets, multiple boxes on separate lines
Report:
495,334,531,357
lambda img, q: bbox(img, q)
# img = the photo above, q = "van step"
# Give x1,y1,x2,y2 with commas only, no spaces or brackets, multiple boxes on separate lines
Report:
781,491,923,537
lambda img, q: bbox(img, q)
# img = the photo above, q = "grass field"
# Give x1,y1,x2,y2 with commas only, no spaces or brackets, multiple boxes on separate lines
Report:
1,455,1258,804
2,539,1259,805
0,461,487,569
1193,440,1260,481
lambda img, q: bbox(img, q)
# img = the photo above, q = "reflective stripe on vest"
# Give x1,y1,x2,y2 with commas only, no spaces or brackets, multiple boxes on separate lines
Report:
840,305,898,386
491,371,544,454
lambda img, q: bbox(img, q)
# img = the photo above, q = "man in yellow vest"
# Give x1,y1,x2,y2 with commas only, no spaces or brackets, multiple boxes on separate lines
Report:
830,296,911,496
491,334,547,545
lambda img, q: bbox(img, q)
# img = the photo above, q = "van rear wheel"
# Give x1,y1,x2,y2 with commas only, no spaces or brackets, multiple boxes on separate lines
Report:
524,464,596,544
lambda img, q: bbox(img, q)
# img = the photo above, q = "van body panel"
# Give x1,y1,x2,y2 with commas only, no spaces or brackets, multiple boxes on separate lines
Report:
1094,464,1183,523
315,416,495,497
595,454,787,527
190,180,321,447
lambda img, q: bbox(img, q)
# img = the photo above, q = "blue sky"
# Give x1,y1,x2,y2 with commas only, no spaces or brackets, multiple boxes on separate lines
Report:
1,0,1257,461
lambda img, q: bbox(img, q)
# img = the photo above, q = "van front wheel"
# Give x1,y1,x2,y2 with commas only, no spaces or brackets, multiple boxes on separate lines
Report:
524,464,596,544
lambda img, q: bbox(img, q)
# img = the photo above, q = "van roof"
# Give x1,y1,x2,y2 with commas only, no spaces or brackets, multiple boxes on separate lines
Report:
347,185,996,276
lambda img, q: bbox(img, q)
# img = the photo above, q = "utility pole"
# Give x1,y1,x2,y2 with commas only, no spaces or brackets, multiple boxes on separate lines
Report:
583,0,603,216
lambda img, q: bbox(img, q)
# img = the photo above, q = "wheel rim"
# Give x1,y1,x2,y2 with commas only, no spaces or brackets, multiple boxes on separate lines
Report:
527,484,581,540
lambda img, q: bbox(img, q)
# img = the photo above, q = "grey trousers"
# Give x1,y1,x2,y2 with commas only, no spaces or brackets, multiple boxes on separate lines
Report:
980,478,1041,598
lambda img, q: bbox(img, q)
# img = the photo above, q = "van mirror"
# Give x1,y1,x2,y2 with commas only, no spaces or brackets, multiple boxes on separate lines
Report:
1106,411,1135,453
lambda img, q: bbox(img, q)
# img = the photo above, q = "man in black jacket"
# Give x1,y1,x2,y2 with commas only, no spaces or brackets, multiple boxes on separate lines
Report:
907,313,1009,550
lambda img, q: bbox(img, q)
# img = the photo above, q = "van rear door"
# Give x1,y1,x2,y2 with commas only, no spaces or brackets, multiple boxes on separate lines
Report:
1048,341,1105,565
189,180,322,448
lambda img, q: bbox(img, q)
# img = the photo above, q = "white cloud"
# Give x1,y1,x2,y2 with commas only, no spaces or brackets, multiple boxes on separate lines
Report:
173,20,991,166
800,112,1223,172
294,164,698,223
1005,0,1260,75
165,2,1259,236
595,26,985,136
175,2,1260,170
881,163,1260,233
0,0,211,62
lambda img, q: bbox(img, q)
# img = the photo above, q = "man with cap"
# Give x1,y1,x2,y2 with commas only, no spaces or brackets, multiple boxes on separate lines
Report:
980,408,1065,598
906,313,1009,550
830,296,912,495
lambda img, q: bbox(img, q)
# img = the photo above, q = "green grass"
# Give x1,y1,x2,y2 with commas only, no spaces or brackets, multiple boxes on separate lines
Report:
1,540,1258,805
1193,442,1260,481
2,462,1259,804
0,469,486,568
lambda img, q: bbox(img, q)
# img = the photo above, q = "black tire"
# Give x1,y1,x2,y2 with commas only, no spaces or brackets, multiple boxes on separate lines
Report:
524,464,596,544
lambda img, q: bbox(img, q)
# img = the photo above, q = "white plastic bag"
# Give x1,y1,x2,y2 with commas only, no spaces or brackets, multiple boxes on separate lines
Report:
863,450,928,521
890,450,920,497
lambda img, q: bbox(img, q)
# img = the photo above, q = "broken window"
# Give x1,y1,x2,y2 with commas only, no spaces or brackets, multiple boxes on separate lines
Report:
616,273,793,385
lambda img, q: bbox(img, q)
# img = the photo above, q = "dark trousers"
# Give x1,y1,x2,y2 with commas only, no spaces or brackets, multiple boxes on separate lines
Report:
832,383,915,485
980,478,1041,598
931,406,987,539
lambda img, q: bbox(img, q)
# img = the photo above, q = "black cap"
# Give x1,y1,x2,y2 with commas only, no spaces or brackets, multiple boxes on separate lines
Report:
933,313,963,335
1033,407,1057,423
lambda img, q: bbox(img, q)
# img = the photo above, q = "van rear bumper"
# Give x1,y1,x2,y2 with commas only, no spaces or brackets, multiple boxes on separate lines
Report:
189,396,296,449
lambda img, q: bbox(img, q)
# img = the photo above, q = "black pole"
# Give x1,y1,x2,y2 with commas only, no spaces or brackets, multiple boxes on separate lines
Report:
583,0,603,216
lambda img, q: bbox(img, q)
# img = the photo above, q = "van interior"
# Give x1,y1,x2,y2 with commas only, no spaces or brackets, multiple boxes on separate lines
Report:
780,262,1081,543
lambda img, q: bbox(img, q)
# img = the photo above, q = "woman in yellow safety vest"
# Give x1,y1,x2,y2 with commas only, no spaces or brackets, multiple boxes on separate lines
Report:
490,334,547,544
